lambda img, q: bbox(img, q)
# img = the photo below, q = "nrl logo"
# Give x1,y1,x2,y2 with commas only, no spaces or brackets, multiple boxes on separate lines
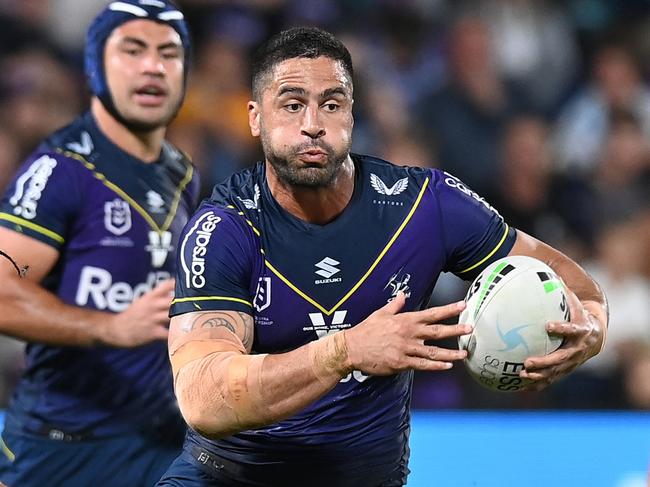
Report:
237,184,260,210
104,198,132,236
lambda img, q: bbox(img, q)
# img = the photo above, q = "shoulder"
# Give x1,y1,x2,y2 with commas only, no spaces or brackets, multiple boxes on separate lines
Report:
160,141,196,182
209,163,262,210
355,154,433,187
42,114,95,157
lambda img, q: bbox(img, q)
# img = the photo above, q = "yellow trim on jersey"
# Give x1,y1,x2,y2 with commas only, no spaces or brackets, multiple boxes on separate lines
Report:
0,213,65,244
0,435,15,462
264,177,431,316
57,149,193,234
171,296,253,307
265,259,329,314
457,224,510,275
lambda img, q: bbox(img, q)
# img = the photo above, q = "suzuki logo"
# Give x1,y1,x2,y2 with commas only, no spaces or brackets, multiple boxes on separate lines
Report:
315,257,340,279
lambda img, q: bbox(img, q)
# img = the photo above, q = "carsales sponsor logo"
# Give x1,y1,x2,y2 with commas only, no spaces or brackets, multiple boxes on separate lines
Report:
180,212,221,288
10,155,57,220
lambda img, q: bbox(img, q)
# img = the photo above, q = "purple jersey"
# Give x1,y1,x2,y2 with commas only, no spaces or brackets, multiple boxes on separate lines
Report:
171,155,515,486
0,112,199,437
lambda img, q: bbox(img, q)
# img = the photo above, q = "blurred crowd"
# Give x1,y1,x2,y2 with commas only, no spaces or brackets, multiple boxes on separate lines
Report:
0,0,648,410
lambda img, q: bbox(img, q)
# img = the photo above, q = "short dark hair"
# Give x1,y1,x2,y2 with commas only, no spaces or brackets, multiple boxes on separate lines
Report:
251,27,354,100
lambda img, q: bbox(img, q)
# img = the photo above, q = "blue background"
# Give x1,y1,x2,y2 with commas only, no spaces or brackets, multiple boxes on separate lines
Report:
1,411,648,486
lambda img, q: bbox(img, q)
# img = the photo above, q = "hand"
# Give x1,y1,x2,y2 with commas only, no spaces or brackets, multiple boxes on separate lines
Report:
99,279,175,347
520,288,604,390
343,292,471,375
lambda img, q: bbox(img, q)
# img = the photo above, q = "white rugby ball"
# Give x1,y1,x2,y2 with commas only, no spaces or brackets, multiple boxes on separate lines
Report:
458,255,568,392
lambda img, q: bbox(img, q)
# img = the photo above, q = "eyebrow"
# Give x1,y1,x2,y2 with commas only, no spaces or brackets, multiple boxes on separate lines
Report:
276,86,349,99
120,37,182,51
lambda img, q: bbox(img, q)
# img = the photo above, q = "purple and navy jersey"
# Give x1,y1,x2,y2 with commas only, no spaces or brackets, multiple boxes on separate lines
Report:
0,112,200,436
171,154,515,485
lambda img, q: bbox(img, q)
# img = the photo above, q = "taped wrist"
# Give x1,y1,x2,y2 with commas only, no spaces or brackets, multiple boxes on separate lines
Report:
307,331,352,386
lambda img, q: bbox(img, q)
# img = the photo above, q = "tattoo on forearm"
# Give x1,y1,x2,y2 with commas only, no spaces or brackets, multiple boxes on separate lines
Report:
0,250,28,277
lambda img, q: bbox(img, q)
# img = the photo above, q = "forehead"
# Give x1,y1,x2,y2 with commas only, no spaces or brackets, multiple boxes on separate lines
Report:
267,56,351,95
106,19,182,47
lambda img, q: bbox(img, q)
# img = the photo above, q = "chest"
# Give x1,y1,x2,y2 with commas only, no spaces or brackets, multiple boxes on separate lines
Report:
249,196,447,353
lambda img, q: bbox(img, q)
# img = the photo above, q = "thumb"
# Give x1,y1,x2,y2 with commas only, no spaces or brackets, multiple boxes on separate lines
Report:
153,279,176,296
383,291,407,315
152,325,169,341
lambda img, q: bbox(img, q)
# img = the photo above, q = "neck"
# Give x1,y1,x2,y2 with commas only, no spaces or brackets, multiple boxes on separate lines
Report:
266,156,355,225
91,98,166,163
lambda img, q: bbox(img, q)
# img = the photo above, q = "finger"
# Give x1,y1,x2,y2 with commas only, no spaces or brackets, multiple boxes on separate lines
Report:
406,343,467,362
546,321,585,337
382,291,407,315
564,287,583,324
524,347,572,371
415,323,473,341
404,356,454,372
151,310,171,324
153,279,176,295
407,300,466,324
151,326,169,340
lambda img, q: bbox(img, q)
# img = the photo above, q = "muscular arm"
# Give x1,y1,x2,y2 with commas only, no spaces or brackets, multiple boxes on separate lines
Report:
0,228,114,346
169,310,352,439
170,297,469,439
0,228,171,347
508,230,608,379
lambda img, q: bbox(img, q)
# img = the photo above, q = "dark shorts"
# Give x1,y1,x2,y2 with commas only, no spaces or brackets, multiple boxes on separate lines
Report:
157,445,406,487
0,427,183,487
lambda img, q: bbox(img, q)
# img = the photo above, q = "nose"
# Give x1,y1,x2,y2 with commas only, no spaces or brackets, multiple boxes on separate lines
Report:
141,52,165,77
300,105,325,139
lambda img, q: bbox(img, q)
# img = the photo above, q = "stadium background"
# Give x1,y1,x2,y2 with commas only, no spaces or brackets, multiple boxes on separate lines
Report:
0,0,648,485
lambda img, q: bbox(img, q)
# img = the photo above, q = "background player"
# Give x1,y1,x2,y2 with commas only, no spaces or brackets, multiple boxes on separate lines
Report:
0,1,199,485
159,27,607,487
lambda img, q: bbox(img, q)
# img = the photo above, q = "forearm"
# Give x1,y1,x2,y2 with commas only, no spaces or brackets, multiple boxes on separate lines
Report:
0,274,111,346
175,332,352,439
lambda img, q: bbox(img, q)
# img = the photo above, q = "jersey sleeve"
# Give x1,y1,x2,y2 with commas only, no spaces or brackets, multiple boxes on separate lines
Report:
170,204,257,317
0,151,81,249
433,171,516,280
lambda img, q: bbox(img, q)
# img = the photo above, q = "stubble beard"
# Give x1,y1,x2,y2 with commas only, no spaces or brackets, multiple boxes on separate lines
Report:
262,132,351,189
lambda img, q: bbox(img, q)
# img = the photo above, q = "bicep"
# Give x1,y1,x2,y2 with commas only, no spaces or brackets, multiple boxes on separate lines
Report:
169,310,254,354
0,227,59,282
507,229,562,264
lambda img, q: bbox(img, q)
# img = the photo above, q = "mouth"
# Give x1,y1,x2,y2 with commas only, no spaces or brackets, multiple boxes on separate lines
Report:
297,148,328,163
133,84,168,106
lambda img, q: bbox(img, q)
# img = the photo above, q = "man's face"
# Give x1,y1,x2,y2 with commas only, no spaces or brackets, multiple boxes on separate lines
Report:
249,56,354,188
104,19,184,130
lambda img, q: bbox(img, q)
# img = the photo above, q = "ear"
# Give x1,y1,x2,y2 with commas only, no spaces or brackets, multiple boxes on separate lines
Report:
248,101,261,137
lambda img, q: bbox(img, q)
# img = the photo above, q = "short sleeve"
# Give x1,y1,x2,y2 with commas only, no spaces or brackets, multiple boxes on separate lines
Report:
0,152,80,249
434,171,516,280
170,204,257,316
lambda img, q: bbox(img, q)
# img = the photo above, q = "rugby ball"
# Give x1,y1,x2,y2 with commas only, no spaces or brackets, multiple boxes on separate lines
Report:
458,256,568,392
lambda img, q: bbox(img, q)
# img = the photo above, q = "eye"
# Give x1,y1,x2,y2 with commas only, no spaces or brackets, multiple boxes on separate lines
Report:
285,103,302,113
161,50,182,60
323,103,339,112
